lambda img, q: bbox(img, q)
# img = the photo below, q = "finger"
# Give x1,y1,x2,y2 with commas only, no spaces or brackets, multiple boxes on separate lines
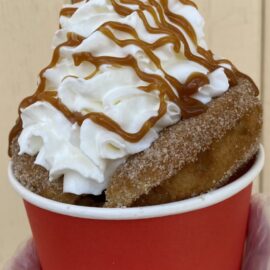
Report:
242,195,270,270
4,239,41,270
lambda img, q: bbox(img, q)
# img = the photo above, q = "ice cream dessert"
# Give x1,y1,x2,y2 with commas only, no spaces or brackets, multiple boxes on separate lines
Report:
9,0,262,207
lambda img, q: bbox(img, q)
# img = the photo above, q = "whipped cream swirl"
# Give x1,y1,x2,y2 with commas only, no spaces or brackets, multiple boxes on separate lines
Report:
18,0,230,195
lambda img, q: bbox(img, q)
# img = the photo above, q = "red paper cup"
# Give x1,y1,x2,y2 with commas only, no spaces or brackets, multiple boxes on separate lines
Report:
8,146,264,270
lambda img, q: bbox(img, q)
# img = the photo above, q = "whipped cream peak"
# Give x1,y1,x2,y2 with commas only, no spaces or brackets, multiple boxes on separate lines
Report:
12,0,238,196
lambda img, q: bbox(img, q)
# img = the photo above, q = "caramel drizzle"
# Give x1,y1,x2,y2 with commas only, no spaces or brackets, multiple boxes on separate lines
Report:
179,0,197,8
60,7,77,18
9,0,245,155
9,33,84,155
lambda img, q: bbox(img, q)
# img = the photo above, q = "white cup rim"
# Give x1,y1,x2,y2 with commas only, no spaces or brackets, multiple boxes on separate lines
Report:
8,145,265,220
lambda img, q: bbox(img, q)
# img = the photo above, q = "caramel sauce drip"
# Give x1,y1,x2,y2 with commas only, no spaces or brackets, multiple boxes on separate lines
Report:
179,0,198,9
60,7,78,18
9,0,250,156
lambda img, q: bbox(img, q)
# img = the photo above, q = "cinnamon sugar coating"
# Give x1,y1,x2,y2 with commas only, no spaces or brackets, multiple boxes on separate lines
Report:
105,78,262,207
133,112,260,206
11,139,79,204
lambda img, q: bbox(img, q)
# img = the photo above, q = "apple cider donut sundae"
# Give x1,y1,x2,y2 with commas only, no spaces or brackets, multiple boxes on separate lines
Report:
9,0,262,207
